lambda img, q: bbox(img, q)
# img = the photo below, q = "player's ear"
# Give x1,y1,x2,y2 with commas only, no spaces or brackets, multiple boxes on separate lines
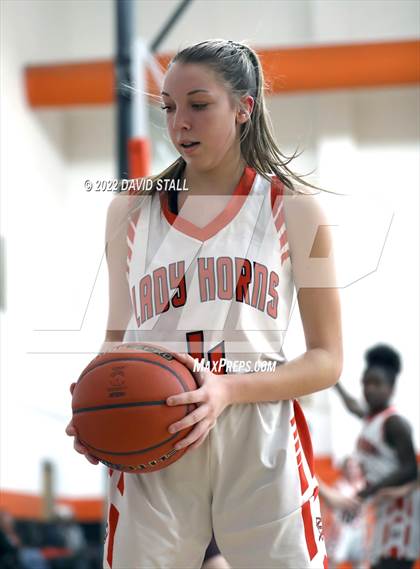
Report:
236,95,254,125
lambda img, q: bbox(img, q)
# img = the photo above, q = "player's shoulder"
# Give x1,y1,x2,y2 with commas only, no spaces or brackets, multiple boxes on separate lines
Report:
106,181,150,225
279,178,327,225
383,412,413,446
105,189,143,245
106,193,130,231
384,412,412,432
107,192,130,216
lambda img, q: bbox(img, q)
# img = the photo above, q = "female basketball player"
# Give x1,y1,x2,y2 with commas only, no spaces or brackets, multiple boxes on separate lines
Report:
67,39,343,568
335,344,419,569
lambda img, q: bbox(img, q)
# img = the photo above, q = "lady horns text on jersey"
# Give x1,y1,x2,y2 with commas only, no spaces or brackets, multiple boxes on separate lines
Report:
130,256,280,327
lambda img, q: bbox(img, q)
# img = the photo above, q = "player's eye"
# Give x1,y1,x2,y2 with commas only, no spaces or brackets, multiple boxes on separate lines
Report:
160,105,174,113
192,103,208,110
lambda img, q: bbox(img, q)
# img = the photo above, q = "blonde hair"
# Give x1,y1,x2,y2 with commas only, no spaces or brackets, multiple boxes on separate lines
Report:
147,39,341,197
122,37,346,225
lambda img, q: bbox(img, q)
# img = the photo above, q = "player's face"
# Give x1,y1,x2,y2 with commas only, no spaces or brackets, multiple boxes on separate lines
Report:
161,62,240,171
362,367,393,413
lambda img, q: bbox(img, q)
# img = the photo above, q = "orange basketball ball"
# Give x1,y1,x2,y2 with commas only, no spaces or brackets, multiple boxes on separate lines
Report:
72,343,197,473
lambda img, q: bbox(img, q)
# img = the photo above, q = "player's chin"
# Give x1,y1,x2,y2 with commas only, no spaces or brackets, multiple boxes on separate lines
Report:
366,397,384,410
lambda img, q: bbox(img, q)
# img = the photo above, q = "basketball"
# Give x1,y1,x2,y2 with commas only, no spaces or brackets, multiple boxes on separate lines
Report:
71,343,198,473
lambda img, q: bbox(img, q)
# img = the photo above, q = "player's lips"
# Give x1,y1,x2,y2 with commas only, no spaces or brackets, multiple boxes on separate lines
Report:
179,141,200,154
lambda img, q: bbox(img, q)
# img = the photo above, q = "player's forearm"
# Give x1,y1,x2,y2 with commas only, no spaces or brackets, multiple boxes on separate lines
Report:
334,383,364,418
222,348,342,405
99,330,126,353
318,480,337,508
359,465,418,499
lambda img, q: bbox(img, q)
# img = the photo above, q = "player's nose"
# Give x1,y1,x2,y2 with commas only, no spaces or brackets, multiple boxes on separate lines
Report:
172,109,191,131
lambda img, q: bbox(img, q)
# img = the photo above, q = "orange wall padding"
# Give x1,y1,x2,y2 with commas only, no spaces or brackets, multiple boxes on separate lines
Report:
0,490,103,522
25,40,420,107
0,456,340,521
1,453,419,521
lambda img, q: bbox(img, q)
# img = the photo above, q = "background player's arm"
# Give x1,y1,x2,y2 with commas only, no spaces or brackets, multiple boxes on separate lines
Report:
334,382,365,418
318,479,360,511
374,478,419,501
358,415,418,499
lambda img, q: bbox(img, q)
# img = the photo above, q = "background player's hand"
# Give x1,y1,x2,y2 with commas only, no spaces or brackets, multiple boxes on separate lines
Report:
332,494,361,523
341,504,361,523
323,487,361,513
373,481,417,503
166,353,230,452
65,382,99,465
357,484,375,501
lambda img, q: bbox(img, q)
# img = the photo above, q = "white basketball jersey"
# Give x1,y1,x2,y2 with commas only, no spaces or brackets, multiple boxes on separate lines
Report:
104,167,329,568
356,407,400,485
124,166,294,368
356,407,420,562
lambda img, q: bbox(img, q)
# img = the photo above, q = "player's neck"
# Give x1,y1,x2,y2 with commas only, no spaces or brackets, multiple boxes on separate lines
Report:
367,403,391,417
183,151,247,196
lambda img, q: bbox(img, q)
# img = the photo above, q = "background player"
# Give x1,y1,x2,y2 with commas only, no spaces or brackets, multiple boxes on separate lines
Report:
335,344,418,569
319,457,367,569
67,38,343,568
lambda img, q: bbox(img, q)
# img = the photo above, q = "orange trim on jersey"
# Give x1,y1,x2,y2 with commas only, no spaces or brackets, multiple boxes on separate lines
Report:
270,177,284,212
275,208,286,233
126,205,142,276
271,177,290,266
281,250,290,265
279,230,288,249
127,221,135,244
160,166,257,241
365,405,397,422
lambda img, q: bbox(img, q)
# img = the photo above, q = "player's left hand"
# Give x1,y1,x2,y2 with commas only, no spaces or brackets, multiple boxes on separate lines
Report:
166,352,230,452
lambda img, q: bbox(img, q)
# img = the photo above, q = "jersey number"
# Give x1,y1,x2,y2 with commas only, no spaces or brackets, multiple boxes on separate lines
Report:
186,331,227,374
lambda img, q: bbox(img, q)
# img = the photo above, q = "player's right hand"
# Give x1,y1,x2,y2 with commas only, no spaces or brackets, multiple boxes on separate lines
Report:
66,382,99,465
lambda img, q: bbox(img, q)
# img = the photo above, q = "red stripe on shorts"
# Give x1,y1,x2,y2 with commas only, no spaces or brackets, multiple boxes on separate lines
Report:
404,525,411,546
106,504,119,568
117,472,125,496
396,497,404,510
382,523,390,544
293,400,315,478
297,451,309,495
390,546,399,559
301,499,318,560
